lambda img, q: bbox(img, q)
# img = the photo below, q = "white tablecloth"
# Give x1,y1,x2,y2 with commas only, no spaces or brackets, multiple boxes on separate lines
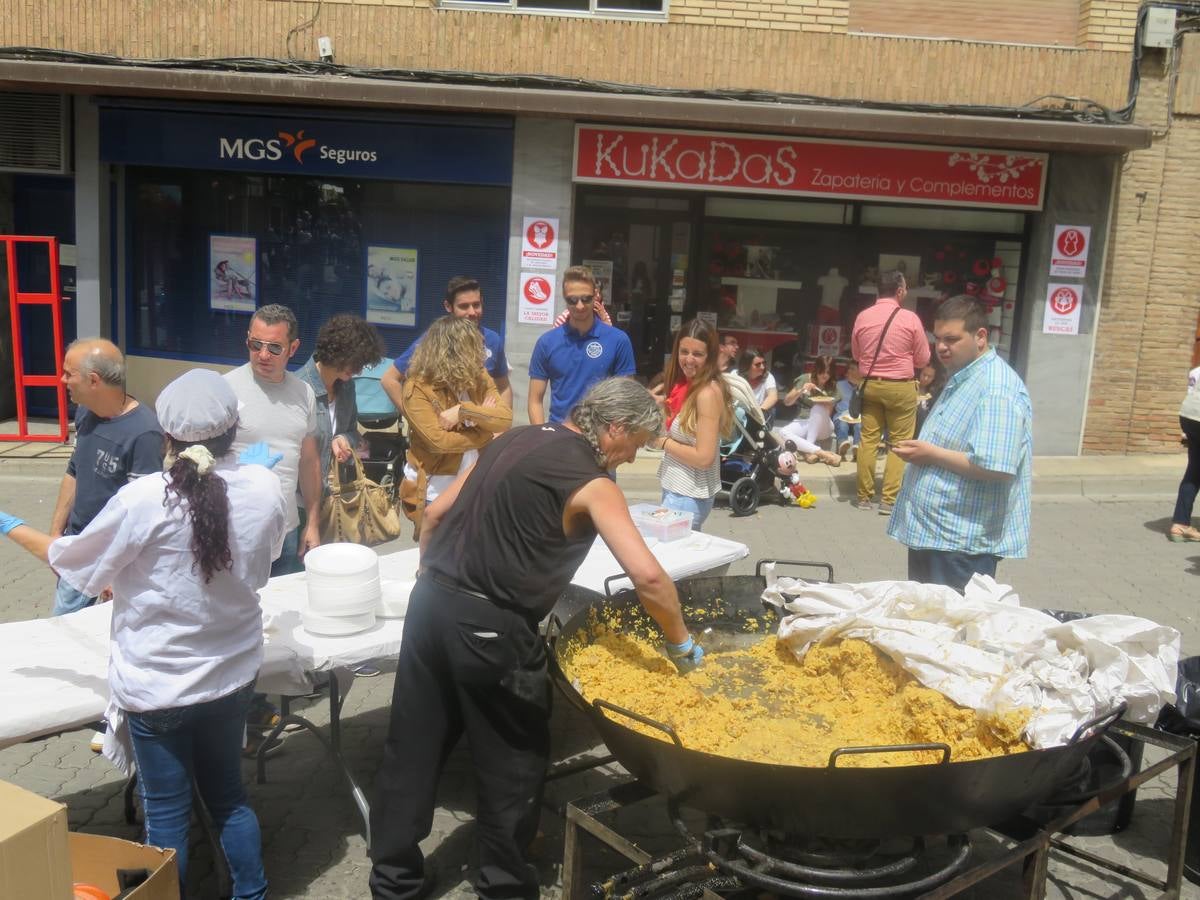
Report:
0,533,747,749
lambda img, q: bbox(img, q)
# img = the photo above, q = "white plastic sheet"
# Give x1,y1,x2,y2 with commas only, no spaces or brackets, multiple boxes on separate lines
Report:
764,569,1180,749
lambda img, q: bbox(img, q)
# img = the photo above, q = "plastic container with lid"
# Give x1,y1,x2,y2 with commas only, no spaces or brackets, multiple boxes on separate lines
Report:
628,504,694,543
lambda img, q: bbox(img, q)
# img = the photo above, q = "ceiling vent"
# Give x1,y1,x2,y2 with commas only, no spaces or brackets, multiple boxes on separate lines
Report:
0,93,70,174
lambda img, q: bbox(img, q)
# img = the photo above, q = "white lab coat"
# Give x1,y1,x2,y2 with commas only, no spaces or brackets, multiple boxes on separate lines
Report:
48,460,287,714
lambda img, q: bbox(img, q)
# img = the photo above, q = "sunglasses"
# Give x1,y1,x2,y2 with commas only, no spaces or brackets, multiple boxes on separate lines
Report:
565,295,593,307
246,337,287,357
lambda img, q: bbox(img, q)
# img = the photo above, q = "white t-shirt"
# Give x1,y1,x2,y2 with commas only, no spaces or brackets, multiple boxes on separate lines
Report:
1182,366,1200,423
739,371,777,408
48,462,287,713
224,364,318,531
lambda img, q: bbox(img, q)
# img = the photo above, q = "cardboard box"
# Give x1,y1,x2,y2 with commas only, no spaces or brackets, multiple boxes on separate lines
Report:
0,779,72,900
70,833,179,900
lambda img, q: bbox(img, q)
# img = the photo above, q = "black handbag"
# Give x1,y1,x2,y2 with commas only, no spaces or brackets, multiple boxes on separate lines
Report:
849,307,902,419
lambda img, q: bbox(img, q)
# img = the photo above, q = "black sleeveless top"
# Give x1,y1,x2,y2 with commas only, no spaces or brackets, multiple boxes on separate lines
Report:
422,424,608,619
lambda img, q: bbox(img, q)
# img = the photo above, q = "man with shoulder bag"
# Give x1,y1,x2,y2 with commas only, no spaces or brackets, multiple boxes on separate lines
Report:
850,271,931,515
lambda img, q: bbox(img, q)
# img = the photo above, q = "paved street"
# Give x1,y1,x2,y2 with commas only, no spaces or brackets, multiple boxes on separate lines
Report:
1,469,1198,898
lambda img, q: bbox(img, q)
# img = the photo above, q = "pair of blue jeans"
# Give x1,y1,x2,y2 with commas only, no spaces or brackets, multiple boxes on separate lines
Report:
53,578,95,615
127,683,267,900
660,490,714,530
907,548,1000,595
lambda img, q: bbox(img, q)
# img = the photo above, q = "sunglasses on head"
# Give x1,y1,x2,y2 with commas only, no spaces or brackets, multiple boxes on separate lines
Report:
565,294,593,307
246,337,286,357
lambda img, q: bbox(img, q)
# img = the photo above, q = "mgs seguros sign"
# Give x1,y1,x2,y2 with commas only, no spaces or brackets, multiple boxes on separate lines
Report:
573,125,1048,211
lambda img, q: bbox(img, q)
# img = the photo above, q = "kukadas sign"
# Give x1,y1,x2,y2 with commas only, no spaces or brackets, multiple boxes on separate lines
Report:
573,125,1048,212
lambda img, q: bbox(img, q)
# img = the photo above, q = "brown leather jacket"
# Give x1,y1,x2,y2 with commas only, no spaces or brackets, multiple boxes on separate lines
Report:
399,374,512,532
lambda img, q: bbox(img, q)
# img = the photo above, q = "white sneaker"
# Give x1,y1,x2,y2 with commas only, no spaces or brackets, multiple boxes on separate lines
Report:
837,439,853,458
90,731,104,753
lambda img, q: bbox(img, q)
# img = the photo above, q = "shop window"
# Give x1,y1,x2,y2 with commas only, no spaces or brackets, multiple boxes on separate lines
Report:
860,205,1026,233
705,197,851,225
699,218,1025,389
439,0,666,17
126,167,510,364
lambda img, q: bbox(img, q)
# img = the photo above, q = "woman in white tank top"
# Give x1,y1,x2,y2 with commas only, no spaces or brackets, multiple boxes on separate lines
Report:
651,320,734,529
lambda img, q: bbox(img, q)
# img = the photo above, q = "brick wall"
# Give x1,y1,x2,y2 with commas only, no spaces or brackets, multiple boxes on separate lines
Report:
1082,49,1200,453
670,0,847,31
850,0,1079,47
1078,0,1139,51
3,0,1129,107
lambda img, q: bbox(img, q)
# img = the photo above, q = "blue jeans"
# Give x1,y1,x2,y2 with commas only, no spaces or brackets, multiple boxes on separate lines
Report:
128,683,267,900
660,491,714,530
270,524,303,577
53,578,96,616
907,549,1000,595
1173,416,1200,525
834,415,861,448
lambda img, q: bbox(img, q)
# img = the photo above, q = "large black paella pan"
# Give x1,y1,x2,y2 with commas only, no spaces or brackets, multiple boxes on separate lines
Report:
548,561,1122,840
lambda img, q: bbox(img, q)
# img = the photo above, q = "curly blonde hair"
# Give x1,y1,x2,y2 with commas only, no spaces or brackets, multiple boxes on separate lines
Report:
407,317,487,396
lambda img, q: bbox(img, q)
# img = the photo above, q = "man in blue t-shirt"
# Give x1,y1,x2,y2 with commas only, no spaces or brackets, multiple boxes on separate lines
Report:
528,266,637,424
49,339,164,615
382,276,511,411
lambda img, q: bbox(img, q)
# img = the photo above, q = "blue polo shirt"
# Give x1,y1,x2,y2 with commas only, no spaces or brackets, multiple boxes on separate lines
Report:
393,324,509,380
529,319,636,423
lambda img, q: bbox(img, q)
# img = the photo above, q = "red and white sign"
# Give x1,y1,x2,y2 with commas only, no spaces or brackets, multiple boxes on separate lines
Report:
1049,225,1091,278
817,325,841,356
521,216,559,270
573,125,1048,211
518,272,555,325
1042,283,1082,335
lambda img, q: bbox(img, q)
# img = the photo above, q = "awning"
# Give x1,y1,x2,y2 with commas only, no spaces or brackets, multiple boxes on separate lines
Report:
0,58,1152,155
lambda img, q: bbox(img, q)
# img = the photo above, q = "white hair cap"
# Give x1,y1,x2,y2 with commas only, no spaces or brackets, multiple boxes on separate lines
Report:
155,369,239,443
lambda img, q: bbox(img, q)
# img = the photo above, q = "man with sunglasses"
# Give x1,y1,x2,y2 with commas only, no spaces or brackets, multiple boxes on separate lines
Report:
225,304,321,577
527,266,636,425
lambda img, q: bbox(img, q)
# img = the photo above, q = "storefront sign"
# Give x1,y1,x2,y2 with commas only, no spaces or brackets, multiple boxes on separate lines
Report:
1042,283,1082,335
99,104,513,185
574,125,1048,211
521,217,559,270
1049,225,1091,278
366,246,419,327
519,272,555,325
208,234,257,313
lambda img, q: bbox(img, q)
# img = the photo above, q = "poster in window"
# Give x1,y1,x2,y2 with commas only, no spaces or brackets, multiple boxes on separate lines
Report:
582,259,613,306
209,235,257,313
366,246,419,327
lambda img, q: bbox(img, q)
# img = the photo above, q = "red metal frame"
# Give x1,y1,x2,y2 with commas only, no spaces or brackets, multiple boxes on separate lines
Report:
0,235,69,443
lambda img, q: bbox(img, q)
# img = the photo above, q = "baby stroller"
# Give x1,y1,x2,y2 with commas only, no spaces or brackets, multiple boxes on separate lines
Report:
719,372,787,517
353,359,408,502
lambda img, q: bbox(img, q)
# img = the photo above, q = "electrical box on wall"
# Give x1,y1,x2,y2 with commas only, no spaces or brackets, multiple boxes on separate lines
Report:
1143,7,1177,49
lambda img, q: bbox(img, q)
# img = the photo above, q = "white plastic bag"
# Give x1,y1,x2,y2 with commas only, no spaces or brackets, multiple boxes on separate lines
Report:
766,571,1180,749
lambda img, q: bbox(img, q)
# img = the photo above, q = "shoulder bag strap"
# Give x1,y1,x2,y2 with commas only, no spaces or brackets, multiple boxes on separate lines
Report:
863,307,903,379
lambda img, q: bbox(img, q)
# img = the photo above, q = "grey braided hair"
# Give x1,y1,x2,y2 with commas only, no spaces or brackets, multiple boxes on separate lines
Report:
569,377,664,468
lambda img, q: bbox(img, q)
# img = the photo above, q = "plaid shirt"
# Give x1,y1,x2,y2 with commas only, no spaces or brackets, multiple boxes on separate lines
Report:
888,350,1032,558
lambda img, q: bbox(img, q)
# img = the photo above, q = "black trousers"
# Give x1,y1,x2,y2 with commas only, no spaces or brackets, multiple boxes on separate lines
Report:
369,575,551,900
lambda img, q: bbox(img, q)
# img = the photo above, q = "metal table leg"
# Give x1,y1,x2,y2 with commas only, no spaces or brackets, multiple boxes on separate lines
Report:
254,673,372,847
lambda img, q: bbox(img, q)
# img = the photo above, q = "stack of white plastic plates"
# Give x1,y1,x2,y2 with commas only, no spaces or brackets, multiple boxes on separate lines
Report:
301,543,380,637
378,578,415,618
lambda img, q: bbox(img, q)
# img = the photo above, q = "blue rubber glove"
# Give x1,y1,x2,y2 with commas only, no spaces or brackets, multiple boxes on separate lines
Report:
238,441,283,470
666,634,705,674
0,511,26,535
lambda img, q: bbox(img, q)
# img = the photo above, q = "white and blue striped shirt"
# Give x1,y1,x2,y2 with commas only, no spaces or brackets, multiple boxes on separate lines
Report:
888,350,1032,558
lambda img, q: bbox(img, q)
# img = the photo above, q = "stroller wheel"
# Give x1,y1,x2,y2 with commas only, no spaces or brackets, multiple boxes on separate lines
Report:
729,476,759,517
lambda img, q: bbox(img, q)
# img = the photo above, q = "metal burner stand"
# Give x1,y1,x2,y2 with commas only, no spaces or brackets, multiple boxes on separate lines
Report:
562,722,1196,899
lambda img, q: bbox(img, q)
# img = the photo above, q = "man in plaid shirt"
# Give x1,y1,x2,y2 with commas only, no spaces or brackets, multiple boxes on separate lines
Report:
887,297,1032,592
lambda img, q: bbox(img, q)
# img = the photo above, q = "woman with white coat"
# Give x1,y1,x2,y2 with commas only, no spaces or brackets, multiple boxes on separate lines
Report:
0,369,287,900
